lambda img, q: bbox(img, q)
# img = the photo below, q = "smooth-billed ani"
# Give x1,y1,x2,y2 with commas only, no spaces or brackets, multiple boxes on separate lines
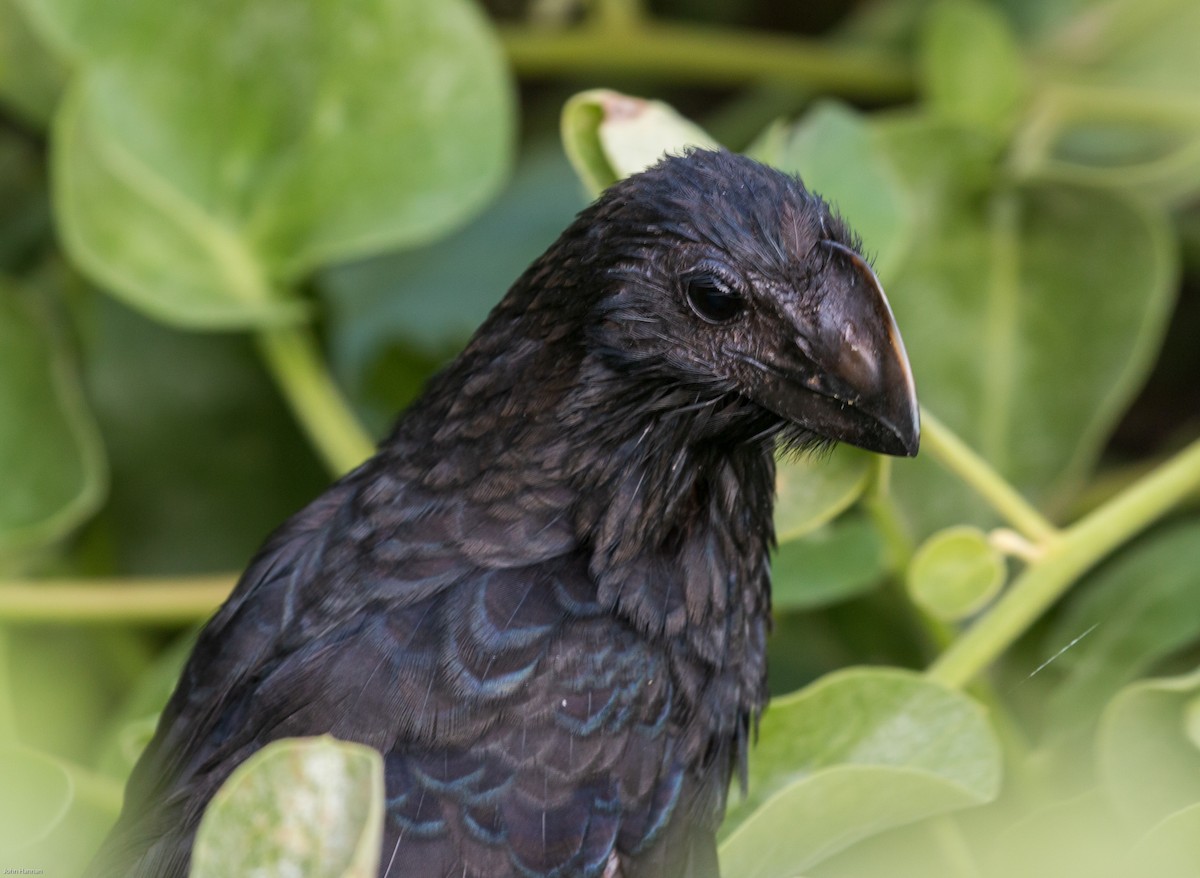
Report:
88,149,919,878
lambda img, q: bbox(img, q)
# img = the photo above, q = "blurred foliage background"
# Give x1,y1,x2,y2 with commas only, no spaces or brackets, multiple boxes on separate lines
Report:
1,0,1200,875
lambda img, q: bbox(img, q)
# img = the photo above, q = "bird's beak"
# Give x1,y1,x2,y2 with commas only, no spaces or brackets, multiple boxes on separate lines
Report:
746,240,920,457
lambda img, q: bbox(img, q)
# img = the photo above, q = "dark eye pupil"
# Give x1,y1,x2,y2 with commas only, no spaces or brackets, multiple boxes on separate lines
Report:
686,276,744,323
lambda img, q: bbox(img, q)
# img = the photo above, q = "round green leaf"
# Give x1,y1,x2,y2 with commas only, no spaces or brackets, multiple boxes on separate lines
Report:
0,0,66,127
1098,669,1200,831
96,630,198,778
1064,0,1200,103
78,293,328,573
775,445,873,542
907,525,1005,620
919,0,1025,134
561,89,719,198
754,101,912,283
321,140,585,430
5,627,145,762
1041,521,1200,738
0,281,106,556
192,736,384,878
771,515,888,610
986,0,1200,203
719,667,1001,877
0,744,74,852
50,0,514,328
1021,111,1200,205
878,117,1176,534
984,790,1131,878
1126,803,1200,878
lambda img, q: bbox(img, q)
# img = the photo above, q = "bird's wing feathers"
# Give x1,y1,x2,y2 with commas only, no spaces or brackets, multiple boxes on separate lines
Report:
372,563,698,878
101,477,715,878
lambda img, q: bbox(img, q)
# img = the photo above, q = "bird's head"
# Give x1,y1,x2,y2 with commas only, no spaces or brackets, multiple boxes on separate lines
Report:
577,149,919,457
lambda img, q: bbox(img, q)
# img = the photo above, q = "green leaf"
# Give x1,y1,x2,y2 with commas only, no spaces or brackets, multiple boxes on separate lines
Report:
1126,803,1200,878
0,744,74,852
0,280,106,557
4,626,148,763
1098,669,1200,830
95,630,197,778
561,89,719,197
1041,521,1200,737
983,790,1131,878
76,293,327,573
907,525,1005,620
775,446,873,542
876,116,1176,534
192,736,384,878
0,0,66,127
1000,0,1200,202
771,515,888,611
1062,0,1200,101
49,0,514,328
719,668,1001,877
919,0,1025,133
320,141,585,431
52,81,305,328
1018,109,1200,205
754,101,911,283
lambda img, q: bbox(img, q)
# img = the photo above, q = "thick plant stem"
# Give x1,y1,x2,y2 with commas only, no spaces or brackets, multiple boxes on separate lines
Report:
257,326,375,476
929,436,1200,689
501,21,914,100
0,575,234,625
920,409,1060,544
862,458,916,570
864,460,1031,765
863,457,957,653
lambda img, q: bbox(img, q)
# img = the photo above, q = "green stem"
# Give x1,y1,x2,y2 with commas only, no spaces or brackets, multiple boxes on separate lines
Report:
0,575,234,625
863,461,1032,762
979,192,1021,470
1012,82,1200,181
593,0,644,30
929,436,1200,688
920,408,1060,544
862,457,916,571
501,21,915,100
863,457,958,654
1042,0,1192,76
871,482,965,657
257,326,375,476
928,817,985,878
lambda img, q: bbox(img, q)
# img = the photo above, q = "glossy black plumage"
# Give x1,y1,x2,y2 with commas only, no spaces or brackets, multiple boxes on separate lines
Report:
88,149,919,878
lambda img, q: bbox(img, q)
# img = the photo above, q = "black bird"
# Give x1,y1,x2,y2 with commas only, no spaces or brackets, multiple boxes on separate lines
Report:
89,149,918,878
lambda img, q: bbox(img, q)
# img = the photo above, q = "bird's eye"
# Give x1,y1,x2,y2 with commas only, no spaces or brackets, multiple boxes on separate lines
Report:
685,273,745,324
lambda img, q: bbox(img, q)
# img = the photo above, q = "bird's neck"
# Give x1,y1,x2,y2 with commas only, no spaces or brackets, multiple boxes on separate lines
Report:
384,324,778,781
388,290,779,690
553,351,777,780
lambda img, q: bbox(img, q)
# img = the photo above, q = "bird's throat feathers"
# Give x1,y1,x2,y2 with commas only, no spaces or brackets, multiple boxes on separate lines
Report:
387,311,777,734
